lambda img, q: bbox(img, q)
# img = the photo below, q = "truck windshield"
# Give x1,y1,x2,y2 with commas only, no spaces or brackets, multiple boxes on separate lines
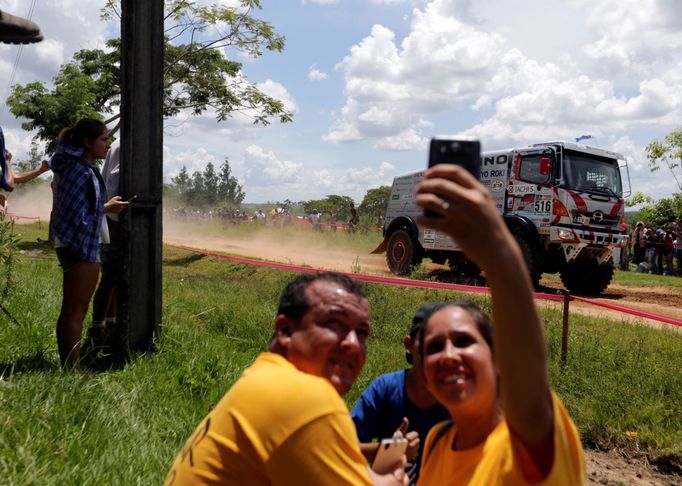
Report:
562,150,622,197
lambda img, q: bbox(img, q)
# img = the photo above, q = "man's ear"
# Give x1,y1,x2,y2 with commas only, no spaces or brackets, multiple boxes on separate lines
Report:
403,335,413,365
272,314,294,352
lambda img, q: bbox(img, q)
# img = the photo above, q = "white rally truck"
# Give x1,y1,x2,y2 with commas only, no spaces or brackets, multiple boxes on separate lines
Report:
373,141,630,295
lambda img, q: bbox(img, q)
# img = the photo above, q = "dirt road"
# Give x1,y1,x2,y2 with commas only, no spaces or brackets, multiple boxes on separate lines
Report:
165,232,682,330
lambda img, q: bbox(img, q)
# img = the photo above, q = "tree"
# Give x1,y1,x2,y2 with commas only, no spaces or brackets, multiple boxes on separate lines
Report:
13,140,47,188
637,194,682,228
217,159,245,206
359,185,391,217
302,195,354,221
7,0,293,153
169,158,245,208
645,128,682,191
171,166,191,196
187,171,206,206
624,191,654,208
202,162,219,206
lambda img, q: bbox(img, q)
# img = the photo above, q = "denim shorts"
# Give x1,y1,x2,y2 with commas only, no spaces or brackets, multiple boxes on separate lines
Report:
56,247,100,272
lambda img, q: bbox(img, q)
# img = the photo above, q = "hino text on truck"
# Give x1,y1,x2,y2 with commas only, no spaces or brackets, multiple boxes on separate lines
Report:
373,141,630,295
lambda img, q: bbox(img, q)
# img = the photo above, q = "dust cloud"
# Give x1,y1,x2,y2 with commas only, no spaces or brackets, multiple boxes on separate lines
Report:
3,183,52,223
163,217,390,275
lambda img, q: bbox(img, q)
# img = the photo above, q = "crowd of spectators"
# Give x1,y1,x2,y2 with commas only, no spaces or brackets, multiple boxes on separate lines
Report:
631,220,682,276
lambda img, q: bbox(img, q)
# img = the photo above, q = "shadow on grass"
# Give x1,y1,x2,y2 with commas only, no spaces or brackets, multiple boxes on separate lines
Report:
164,253,206,267
423,269,610,299
17,237,53,254
0,349,57,377
426,268,488,288
575,291,626,300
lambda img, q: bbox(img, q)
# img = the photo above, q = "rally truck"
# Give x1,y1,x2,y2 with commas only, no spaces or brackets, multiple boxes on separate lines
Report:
373,141,630,295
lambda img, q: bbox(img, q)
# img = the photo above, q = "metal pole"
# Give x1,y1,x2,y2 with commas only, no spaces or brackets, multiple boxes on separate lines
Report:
118,1,164,356
561,290,571,366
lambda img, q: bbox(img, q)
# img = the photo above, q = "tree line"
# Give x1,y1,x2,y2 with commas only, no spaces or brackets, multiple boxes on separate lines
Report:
168,159,245,208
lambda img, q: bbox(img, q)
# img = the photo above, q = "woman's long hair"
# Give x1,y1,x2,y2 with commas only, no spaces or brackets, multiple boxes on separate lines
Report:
58,118,107,148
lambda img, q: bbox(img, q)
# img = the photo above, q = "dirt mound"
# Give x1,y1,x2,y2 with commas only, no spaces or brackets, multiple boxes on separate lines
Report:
586,449,681,485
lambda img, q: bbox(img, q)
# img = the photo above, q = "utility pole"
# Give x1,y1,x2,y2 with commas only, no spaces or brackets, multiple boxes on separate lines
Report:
117,1,164,356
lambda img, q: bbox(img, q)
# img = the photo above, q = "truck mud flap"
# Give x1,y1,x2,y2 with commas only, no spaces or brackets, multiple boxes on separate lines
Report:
371,238,388,254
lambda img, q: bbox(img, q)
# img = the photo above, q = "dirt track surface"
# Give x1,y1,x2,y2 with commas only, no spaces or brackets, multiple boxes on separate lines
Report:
165,232,682,331
164,229,681,483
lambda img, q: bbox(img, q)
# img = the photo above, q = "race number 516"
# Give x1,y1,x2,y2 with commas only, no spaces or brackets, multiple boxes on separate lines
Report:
534,198,551,213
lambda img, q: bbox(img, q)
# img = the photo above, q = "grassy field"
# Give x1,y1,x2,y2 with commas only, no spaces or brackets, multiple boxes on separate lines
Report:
1,222,681,483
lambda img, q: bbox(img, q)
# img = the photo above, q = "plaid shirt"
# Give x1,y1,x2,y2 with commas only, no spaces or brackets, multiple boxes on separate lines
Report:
50,143,107,262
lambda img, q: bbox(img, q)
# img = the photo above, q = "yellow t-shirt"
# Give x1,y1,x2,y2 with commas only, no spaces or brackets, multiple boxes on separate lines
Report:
418,392,584,485
165,352,372,486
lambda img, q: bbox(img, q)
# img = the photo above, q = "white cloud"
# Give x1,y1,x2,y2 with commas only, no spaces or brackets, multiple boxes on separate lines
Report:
256,79,299,114
163,146,222,180
34,39,66,73
308,65,328,81
566,0,682,76
236,145,397,202
244,145,303,184
327,0,682,159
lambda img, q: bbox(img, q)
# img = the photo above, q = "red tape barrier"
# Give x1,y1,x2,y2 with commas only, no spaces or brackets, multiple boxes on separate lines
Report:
7,214,40,221
167,244,682,328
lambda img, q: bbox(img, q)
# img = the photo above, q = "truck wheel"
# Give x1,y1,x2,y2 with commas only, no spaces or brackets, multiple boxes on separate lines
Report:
560,259,614,295
386,229,423,275
512,232,541,288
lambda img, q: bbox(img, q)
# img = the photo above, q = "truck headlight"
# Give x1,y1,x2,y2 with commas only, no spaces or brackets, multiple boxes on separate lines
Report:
558,229,577,241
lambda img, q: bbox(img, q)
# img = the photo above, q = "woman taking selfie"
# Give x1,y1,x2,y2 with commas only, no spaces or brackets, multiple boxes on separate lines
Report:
414,164,584,485
51,118,128,368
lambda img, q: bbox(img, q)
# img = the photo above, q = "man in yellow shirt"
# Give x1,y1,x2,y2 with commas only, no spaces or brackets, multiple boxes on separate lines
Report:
165,272,407,486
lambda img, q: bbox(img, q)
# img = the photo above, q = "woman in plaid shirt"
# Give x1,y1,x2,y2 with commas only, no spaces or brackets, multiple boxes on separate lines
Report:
50,119,129,368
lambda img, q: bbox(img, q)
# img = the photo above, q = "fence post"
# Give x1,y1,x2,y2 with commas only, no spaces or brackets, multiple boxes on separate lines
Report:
561,290,571,366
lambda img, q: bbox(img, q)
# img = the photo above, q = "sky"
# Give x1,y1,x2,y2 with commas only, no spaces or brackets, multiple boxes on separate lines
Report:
0,0,681,204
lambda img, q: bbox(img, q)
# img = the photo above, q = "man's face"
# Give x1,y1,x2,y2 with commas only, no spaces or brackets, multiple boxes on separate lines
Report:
279,280,370,395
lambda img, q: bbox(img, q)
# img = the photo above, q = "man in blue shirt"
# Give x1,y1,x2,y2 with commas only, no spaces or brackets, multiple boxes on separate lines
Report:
352,304,449,484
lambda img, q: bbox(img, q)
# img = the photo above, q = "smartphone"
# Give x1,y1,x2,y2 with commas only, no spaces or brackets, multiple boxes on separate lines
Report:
126,195,137,203
425,138,481,218
428,138,481,177
372,437,408,474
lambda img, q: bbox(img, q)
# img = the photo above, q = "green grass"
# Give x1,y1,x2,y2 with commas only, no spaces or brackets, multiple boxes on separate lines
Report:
1,222,681,483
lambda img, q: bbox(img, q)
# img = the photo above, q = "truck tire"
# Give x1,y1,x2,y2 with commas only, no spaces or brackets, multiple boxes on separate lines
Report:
512,232,542,288
386,229,423,275
560,258,614,295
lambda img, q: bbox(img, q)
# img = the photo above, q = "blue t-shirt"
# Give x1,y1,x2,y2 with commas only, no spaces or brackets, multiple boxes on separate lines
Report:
351,369,449,482
0,126,11,191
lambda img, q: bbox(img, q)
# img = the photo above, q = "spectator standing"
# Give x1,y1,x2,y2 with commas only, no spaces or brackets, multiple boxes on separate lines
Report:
349,202,359,231
675,219,682,277
0,127,14,193
91,139,123,344
50,119,129,368
310,208,321,231
661,227,675,276
644,226,659,275
630,221,646,265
